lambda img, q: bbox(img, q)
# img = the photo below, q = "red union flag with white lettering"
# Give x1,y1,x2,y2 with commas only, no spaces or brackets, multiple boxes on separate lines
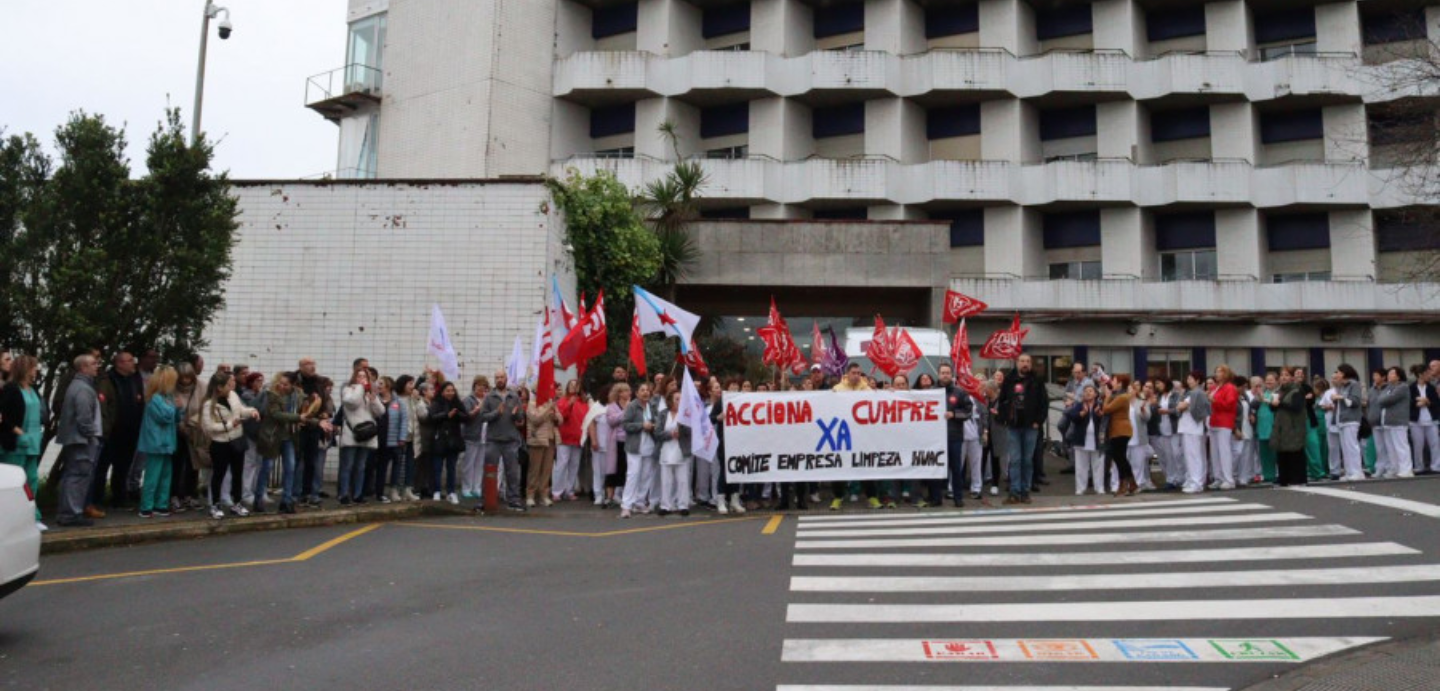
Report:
942,290,988,324
720,390,946,483
980,314,1029,361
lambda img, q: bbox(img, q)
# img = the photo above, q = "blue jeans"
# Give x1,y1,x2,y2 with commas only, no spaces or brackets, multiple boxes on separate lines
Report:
944,436,965,505
1007,427,1039,497
434,450,459,494
299,427,326,499
275,440,298,505
338,446,371,499
253,456,273,508
391,443,414,487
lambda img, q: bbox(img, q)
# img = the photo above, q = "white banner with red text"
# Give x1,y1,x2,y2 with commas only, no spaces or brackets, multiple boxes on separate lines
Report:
721,390,947,483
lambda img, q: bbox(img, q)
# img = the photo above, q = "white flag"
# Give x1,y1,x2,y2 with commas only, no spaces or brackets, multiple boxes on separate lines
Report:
679,368,719,462
505,335,526,387
427,304,460,382
633,285,701,354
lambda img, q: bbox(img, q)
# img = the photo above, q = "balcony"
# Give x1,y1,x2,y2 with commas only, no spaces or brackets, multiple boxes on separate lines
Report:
305,64,383,123
552,156,1377,207
947,277,1439,320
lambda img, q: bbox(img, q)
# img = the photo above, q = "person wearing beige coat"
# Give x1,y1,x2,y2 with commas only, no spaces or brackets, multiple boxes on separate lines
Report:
526,398,560,506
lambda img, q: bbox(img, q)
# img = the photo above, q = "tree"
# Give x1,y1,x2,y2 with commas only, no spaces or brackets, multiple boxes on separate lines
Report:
545,167,662,329
637,121,704,298
0,109,239,410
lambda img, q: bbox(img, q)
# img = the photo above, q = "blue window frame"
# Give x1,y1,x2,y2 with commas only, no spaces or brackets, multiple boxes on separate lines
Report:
1040,105,1097,141
590,103,636,138
1151,107,1210,142
1155,211,1216,250
1260,109,1323,144
936,209,985,247
701,102,750,139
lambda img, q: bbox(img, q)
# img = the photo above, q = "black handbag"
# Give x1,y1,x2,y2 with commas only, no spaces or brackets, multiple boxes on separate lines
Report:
347,418,379,443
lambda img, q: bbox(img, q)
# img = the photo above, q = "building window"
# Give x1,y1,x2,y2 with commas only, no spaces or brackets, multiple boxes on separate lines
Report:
1160,250,1217,281
1035,3,1094,41
1147,349,1192,382
590,103,636,139
1146,6,1206,43
1040,106,1097,140
815,1,864,38
1272,271,1331,283
593,2,639,39
813,103,865,139
1049,261,1103,280
926,3,979,39
700,206,751,219
939,209,985,248
1151,107,1210,143
706,145,748,159
701,103,749,139
928,104,981,140
1266,212,1330,251
358,112,379,179
1376,209,1440,252
593,147,635,159
703,2,750,39
1043,210,1102,248
1254,7,1317,60
813,207,868,220
1364,9,1426,45
345,14,386,92
1259,109,1323,144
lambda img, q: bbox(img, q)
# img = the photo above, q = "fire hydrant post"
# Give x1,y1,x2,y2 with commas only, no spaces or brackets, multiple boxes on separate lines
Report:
482,462,500,514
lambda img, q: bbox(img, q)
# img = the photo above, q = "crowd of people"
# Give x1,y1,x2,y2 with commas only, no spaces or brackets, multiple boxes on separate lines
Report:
0,348,1436,530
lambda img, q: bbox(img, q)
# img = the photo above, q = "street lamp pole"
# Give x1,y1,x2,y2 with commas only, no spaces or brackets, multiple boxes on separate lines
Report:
191,1,231,147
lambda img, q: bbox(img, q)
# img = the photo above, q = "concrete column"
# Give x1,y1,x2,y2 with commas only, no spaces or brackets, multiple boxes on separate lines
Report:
1100,207,1146,279
984,206,1044,278
635,98,701,160
638,0,704,56
1093,0,1144,57
550,100,591,160
556,1,595,57
979,0,1038,55
869,204,927,220
752,0,815,57
866,98,928,163
1204,0,1253,54
1097,101,1143,161
1315,1,1362,55
1215,208,1265,281
865,0,927,55
1329,209,1377,281
1323,104,1368,162
1210,102,1258,163
752,203,811,219
749,97,814,161
981,99,1036,163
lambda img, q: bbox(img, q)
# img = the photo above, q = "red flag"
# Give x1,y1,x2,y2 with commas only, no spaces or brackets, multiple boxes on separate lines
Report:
942,290,988,324
891,327,921,377
759,297,804,374
629,309,647,378
864,314,899,377
677,338,710,379
581,290,608,362
952,318,986,400
536,309,557,405
979,313,1029,361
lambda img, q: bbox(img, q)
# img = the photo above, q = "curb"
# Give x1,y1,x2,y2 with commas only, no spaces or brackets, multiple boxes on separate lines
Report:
40,502,474,556
1236,632,1440,691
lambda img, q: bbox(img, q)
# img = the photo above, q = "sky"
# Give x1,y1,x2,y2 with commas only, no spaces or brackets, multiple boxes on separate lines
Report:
1,0,348,179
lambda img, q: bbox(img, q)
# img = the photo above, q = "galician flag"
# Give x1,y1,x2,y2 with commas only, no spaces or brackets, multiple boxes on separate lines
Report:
632,285,701,354
427,304,460,382
678,367,719,462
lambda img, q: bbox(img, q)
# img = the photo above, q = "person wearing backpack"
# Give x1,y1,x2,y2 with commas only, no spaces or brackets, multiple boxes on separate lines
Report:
1177,371,1210,493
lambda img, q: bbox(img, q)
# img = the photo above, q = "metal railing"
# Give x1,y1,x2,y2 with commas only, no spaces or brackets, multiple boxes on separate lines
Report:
305,63,383,107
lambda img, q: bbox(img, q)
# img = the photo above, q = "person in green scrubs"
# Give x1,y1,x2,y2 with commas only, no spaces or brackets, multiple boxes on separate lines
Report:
1,355,46,529
1256,372,1278,483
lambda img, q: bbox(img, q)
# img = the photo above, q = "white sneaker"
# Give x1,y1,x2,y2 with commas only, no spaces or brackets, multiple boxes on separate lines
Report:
1182,487,1202,494
593,498,604,506
989,486,999,496
729,495,746,514
1398,471,1415,478
447,493,459,505
526,498,536,507
36,521,48,532
1342,474,1365,482
542,497,553,507
1075,490,1085,496
403,488,419,501
1220,482,1236,490
432,492,442,501
210,506,225,520
387,488,401,503
809,493,820,504
230,504,249,517
716,500,729,514
847,493,859,502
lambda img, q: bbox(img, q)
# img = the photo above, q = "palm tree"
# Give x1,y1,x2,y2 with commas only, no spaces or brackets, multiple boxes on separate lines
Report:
637,121,705,299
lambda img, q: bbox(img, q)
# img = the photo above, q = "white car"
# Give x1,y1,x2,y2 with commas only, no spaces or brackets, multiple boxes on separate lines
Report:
0,464,40,600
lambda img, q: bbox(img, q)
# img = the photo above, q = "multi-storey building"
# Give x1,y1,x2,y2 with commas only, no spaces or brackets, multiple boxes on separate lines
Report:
296,0,1440,384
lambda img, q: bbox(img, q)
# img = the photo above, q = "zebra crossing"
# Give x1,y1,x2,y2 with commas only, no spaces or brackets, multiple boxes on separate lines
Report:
776,495,1440,691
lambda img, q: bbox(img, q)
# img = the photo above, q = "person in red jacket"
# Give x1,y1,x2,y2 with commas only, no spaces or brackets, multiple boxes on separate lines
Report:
553,380,589,501
1208,364,1240,490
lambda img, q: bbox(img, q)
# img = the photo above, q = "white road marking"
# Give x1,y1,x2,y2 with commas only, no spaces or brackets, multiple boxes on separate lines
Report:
1285,485,1440,518
791,563,1440,592
779,687,1229,691
780,637,1386,663
794,512,1309,538
798,497,1238,523
791,542,1418,567
793,524,1357,550
795,503,1272,530
787,596,1440,623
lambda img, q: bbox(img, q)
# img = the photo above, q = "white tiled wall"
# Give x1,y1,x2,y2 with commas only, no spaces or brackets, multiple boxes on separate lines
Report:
206,181,570,384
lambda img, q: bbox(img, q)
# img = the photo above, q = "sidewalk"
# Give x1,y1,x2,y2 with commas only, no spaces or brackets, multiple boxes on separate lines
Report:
1239,633,1440,691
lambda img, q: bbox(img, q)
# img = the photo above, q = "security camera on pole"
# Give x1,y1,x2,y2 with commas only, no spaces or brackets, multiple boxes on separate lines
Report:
191,1,234,147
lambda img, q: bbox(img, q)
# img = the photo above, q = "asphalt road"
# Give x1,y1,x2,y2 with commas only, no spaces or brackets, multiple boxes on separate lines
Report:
7,478,1440,691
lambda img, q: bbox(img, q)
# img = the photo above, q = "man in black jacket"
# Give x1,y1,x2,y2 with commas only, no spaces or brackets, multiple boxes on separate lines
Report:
998,354,1047,504
88,352,144,513
935,364,970,508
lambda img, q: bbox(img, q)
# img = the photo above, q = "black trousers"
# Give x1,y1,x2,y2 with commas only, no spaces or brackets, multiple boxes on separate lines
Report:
90,435,138,507
171,434,198,502
1277,449,1308,486
209,440,245,506
1106,436,1136,484
831,480,879,500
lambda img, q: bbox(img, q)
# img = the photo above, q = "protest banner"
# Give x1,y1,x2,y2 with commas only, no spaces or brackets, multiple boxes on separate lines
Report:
721,390,947,483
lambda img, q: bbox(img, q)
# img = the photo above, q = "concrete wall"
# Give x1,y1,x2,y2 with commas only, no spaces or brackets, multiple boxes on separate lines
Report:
682,219,950,290
213,181,569,384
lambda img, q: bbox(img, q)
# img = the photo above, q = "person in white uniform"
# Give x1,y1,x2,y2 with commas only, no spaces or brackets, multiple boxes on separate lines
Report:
1062,383,1105,495
1177,371,1210,494
1374,367,1414,479
1152,378,1182,490
1325,364,1365,481
1233,377,1260,486
656,390,692,516
1128,381,1155,491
